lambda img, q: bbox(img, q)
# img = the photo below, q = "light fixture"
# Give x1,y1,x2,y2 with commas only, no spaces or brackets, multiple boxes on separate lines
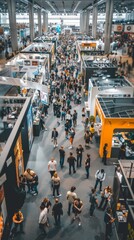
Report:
73,1,81,13
45,1,57,14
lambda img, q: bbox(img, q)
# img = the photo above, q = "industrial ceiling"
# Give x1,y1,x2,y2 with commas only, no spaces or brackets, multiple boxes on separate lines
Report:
0,0,134,14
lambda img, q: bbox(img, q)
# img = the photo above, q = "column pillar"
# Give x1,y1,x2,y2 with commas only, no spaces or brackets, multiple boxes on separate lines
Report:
28,2,35,42
38,9,42,36
85,10,89,35
80,12,85,33
104,0,114,53
42,12,48,33
7,0,18,52
92,4,98,38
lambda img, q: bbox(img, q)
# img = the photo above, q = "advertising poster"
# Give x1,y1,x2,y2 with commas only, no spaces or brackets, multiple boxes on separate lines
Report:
40,91,48,105
27,106,33,151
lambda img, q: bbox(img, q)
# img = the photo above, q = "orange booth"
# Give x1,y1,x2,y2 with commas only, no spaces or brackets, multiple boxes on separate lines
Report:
95,97,134,158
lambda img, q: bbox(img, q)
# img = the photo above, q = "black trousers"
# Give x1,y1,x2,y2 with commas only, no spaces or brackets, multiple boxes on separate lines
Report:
69,164,76,174
54,214,61,225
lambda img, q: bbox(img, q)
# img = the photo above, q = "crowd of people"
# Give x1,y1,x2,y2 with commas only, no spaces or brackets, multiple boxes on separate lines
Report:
11,34,116,240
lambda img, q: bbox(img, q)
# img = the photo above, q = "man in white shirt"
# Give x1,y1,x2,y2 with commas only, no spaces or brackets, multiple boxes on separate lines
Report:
66,186,77,216
48,157,57,177
39,207,48,235
94,169,106,192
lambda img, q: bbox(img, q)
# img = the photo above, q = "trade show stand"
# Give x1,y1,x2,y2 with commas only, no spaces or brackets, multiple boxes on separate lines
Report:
21,42,55,71
113,160,134,240
76,40,105,62
33,35,57,53
6,52,49,79
0,97,32,239
95,97,134,158
88,76,134,115
82,59,117,89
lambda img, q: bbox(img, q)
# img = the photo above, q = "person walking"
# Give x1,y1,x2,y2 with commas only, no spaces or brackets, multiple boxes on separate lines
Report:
51,128,58,148
94,169,106,192
51,172,61,197
72,198,83,226
67,152,76,175
39,205,49,235
48,157,57,177
66,186,77,216
89,123,95,143
59,146,65,168
89,189,98,217
72,110,78,127
85,154,91,179
52,198,63,226
68,128,75,149
76,144,84,167
64,120,70,139
84,130,91,148
104,207,115,240
102,143,108,165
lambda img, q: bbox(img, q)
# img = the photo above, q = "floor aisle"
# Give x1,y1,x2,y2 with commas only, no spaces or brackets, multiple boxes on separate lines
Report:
13,98,117,240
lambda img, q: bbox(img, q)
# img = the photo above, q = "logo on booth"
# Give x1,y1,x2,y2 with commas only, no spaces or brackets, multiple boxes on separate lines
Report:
117,25,122,31
127,26,131,31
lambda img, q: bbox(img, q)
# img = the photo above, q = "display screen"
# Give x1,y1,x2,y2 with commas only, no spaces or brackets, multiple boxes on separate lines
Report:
27,106,33,151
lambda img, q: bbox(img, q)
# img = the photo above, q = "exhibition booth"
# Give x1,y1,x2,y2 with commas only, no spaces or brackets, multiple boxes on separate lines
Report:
6,52,49,81
33,35,57,53
88,76,134,115
113,160,134,240
21,42,55,71
76,40,105,62
82,58,117,89
0,97,32,236
0,76,48,137
95,97,134,159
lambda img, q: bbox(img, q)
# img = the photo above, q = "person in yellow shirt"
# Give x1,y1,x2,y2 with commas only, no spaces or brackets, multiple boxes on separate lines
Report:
90,123,95,143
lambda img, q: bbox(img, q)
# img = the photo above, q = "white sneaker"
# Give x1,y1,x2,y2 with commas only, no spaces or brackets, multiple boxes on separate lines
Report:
56,144,58,147
68,146,72,149
78,222,81,226
54,145,56,148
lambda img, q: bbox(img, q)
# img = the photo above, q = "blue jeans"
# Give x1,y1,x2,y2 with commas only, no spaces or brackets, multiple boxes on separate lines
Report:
77,155,82,167
85,167,90,178
60,157,65,168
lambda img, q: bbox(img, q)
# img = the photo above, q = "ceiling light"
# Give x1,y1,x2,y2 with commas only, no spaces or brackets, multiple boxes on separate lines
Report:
73,1,81,13
45,1,57,13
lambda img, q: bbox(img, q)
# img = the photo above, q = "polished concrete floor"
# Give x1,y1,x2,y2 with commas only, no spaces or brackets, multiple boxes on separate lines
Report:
13,98,118,240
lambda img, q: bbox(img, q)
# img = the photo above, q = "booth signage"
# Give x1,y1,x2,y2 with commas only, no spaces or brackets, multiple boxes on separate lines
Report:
6,157,12,167
124,25,134,33
113,25,123,32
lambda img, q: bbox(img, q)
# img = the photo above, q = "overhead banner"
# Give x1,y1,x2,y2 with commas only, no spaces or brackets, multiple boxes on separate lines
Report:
124,25,134,33
113,25,123,32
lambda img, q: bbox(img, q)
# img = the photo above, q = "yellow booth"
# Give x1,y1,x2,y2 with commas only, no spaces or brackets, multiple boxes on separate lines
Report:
95,97,134,158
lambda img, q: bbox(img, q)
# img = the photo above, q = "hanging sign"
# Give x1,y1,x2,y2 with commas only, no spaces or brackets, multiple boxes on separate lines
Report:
124,25,134,33
113,25,123,32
